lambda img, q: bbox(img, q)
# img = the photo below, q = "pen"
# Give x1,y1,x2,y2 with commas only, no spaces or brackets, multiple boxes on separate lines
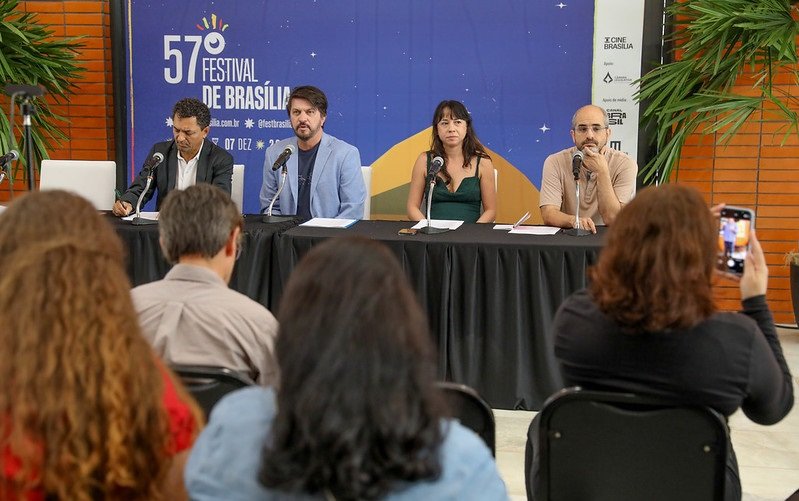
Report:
114,189,122,201
512,211,531,228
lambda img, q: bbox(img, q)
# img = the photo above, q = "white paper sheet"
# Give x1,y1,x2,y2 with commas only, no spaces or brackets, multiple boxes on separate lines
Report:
412,219,464,230
508,226,561,235
122,211,159,222
300,217,357,228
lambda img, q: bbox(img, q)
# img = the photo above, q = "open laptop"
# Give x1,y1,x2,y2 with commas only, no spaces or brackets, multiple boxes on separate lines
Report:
39,160,116,210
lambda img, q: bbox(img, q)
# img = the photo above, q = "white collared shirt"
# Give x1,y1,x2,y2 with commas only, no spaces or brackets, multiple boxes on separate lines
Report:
176,140,203,190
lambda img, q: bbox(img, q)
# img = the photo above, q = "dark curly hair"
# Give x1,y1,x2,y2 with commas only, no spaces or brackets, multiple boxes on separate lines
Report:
173,97,211,129
258,236,445,499
589,184,717,331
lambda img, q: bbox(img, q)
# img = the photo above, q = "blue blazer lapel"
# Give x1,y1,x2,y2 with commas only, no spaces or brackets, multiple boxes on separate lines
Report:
310,134,333,201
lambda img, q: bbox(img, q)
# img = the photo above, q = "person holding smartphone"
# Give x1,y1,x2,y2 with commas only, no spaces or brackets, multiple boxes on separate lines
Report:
527,184,794,500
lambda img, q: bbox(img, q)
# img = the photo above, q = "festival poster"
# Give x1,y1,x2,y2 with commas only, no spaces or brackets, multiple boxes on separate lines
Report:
124,1,598,219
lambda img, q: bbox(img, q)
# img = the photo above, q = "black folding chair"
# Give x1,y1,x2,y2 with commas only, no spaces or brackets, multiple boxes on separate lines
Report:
171,364,255,418
436,381,496,456
530,387,729,501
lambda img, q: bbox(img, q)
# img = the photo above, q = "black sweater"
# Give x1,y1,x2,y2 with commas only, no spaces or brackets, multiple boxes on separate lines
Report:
554,291,793,424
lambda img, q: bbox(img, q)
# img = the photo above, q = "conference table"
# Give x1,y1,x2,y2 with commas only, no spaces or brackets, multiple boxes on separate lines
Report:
109,214,606,410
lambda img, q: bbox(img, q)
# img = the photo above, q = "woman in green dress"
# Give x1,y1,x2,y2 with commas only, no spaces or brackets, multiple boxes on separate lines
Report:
406,100,497,223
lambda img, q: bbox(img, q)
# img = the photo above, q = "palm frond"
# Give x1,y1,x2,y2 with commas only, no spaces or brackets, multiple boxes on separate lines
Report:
635,0,799,184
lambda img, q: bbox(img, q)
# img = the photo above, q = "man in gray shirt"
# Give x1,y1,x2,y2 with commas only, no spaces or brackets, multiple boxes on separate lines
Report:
131,184,278,387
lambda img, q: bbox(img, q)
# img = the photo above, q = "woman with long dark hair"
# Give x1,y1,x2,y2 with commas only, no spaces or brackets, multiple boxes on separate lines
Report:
0,190,201,500
186,236,507,499
406,100,497,223
532,184,793,500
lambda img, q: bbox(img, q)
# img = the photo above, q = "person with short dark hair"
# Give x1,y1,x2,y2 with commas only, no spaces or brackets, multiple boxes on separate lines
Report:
527,184,793,500
185,236,507,500
0,190,201,499
131,184,278,386
113,97,234,216
406,100,497,223
259,85,366,219
539,104,637,232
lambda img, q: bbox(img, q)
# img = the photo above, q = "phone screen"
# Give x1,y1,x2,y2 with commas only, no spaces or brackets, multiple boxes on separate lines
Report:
716,207,754,276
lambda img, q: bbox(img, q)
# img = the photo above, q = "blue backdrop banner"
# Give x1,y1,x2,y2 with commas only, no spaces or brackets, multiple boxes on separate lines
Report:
123,1,594,214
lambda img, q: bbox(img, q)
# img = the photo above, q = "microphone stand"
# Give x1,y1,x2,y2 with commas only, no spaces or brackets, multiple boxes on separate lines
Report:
418,170,450,235
563,169,591,237
263,163,294,223
0,162,12,201
21,97,37,191
131,167,158,226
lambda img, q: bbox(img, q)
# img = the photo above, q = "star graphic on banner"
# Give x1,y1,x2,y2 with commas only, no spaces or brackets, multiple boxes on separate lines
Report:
310,51,317,58
556,2,567,8
540,123,550,133
245,118,254,128
256,140,265,150
165,117,174,127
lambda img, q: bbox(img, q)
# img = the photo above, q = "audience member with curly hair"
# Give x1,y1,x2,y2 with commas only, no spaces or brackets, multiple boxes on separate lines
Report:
0,190,202,500
185,236,507,500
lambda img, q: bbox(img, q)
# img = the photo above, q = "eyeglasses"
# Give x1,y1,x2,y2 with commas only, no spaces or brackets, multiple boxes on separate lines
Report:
573,125,608,134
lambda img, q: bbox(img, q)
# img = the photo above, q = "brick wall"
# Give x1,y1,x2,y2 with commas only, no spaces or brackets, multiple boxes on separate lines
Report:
5,2,799,323
676,80,799,325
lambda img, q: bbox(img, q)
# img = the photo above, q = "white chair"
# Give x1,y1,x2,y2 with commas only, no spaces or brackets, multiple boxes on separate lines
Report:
361,165,372,220
39,159,116,210
231,164,244,213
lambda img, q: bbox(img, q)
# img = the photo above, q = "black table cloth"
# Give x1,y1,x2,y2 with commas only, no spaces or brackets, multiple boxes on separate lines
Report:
112,215,605,410
272,221,606,410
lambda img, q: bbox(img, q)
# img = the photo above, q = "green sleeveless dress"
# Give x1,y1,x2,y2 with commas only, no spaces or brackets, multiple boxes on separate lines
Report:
429,154,482,223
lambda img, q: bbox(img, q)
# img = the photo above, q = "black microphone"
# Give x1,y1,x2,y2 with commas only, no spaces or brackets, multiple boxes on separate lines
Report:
144,152,165,173
272,145,296,171
4,84,45,97
571,150,583,180
0,150,19,165
429,156,444,176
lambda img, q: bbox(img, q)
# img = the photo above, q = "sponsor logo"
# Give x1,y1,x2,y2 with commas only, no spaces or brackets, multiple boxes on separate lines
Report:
607,109,626,126
610,140,622,150
604,36,634,50
602,71,633,84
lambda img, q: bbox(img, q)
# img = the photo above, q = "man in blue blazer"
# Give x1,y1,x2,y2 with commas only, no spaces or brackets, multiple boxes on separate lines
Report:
113,98,233,215
259,86,366,219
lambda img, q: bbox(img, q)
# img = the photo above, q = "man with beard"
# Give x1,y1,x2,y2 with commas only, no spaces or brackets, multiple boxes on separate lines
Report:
538,105,637,233
259,86,365,219
113,97,233,216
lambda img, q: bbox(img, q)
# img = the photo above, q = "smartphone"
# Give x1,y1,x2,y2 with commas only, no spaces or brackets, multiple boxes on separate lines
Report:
398,228,418,236
716,206,754,277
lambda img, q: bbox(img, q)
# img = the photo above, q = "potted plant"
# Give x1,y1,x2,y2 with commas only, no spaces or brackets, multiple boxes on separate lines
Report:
635,0,799,184
0,0,83,190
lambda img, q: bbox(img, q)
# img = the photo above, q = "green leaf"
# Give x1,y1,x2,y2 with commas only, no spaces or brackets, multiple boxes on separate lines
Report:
636,0,799,186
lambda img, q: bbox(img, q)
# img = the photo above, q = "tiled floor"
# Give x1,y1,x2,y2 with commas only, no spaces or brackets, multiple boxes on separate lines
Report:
494,328,799,500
